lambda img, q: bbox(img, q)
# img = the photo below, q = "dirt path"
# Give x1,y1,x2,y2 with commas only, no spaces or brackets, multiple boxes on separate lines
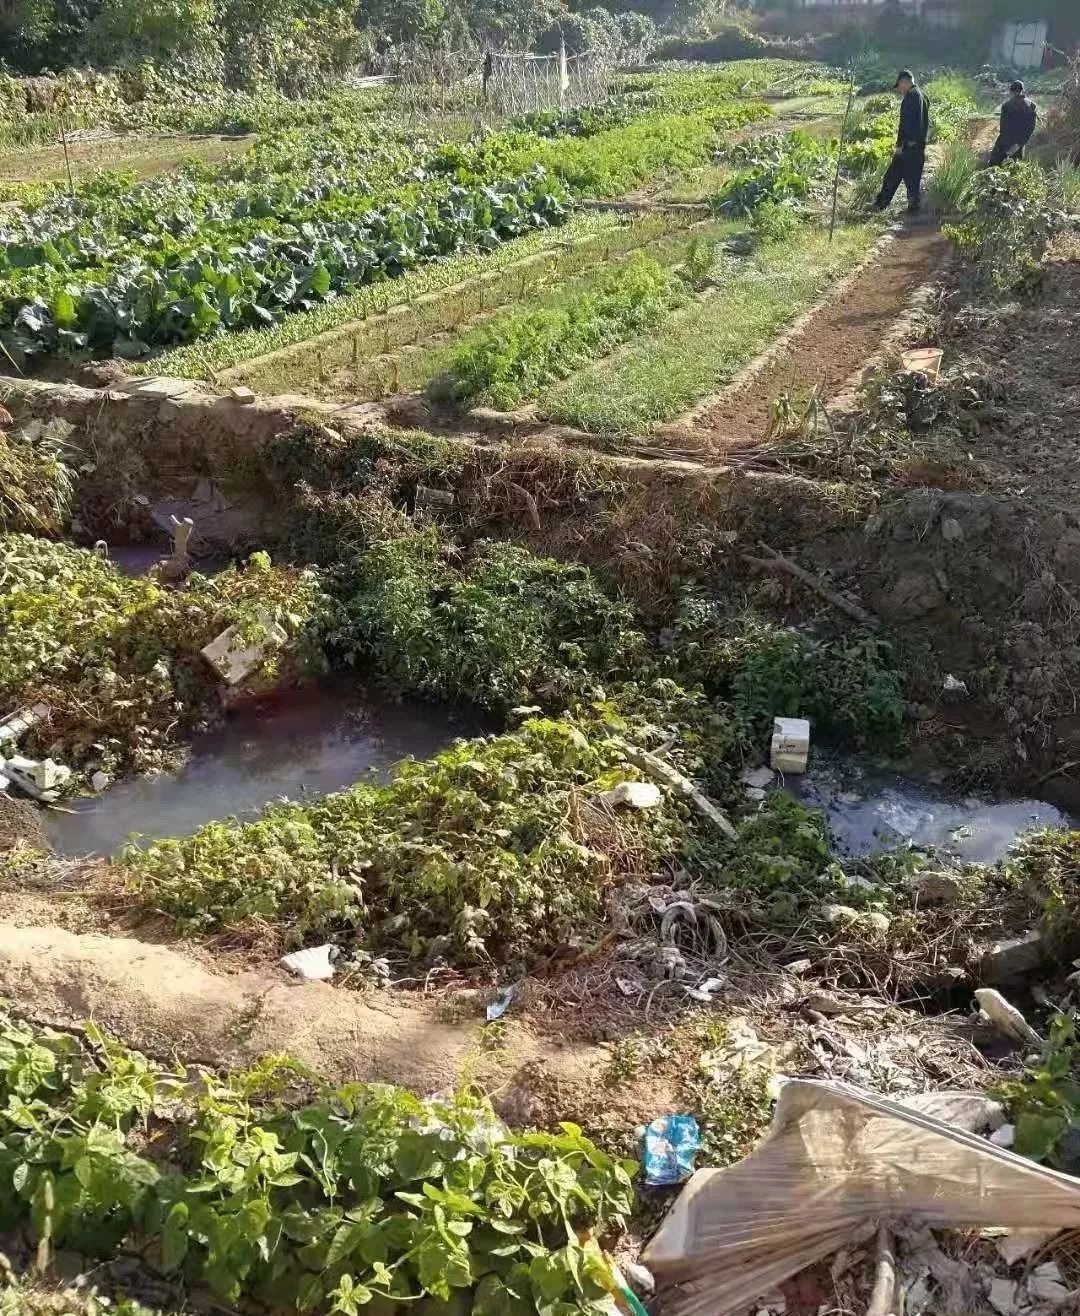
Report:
0,921,603,1096
687,225,948,449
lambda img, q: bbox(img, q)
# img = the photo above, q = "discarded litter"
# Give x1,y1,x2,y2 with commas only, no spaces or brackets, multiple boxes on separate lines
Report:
942,673,969,698
601,780,663,811
684,976,726,1004
486,984,519,1021
643,1079,1080,1316
643,1114,701,1187
974,988,1043,1047
770,717,810,775
280,944,336,981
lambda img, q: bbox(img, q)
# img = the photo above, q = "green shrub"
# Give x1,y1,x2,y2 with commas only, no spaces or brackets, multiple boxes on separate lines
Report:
125,713,685,959
326,532,649,710
0,1010,636,1314
714,130,831,216
749,198,802,245
673,598,905,746
944,160,1066,292
436,252,682,410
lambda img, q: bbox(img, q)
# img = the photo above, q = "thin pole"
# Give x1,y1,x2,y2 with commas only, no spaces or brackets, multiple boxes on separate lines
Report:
59,111,75,197
829,63,858,243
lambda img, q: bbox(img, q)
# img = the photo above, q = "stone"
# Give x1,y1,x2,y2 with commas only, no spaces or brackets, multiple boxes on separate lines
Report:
941,516,964,542
860,911,891,934
228,386,256,403
899,1091,1004,1133
90,770,111,793
989,1123,1016,1149
988,1278,1017,1316
1029,1263,1069,1306
600,781,662,810
979,931,1044,983
888,569,946,620
29,758,70,791
742,766,775,790
942,673,969,697
821,904,859,924
280,945,335,981
908,871,963,904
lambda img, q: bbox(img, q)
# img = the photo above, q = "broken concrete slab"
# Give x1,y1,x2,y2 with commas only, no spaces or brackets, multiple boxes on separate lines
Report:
201,613,288,686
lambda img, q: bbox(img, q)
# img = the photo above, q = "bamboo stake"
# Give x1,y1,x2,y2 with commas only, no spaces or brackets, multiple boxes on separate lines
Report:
829,63,858,243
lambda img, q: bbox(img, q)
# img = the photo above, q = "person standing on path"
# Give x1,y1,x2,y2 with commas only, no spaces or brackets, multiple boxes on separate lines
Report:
989,80,1038,165
874,70,931,215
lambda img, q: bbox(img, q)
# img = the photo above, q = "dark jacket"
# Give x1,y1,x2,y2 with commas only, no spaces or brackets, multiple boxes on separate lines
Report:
999,94,1038,147
897,85,930,150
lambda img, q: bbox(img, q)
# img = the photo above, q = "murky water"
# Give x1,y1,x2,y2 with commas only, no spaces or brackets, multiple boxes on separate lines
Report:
44,686,489,858
789,753,1077,863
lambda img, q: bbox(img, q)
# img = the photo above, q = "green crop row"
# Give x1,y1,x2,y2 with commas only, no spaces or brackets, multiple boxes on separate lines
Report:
0,1009,636,1314
435,251,685,410
1,97,766,362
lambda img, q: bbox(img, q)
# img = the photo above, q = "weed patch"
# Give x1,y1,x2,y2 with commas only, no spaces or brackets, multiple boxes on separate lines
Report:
0,1011,636,1314
540,225,875,437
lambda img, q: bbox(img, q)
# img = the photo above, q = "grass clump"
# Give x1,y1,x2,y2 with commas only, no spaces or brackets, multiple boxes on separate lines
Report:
926,141,977,215
125,712,688,961
328,531,648,710
673,597,906,748
541,225,875,437
435,251,683,411
0,536,327,777
0,1010,636,1315
0,416,76,535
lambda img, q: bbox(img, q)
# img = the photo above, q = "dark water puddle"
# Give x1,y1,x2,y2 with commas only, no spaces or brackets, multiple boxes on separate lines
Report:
789,752,1077,864
44,686,490,859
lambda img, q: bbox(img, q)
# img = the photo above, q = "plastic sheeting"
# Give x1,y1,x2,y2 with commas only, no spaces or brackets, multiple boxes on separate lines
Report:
643,1080,1080,1316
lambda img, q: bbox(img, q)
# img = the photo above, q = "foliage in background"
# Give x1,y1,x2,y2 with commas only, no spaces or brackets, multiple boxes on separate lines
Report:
0,1010,637,1314
436,251,683,409
944,161,1066,293
714,129,831,217
0,535,328,775
672,596,906,747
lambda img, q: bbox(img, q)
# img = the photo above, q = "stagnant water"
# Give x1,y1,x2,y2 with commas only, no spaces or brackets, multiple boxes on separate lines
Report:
44,686,489,859
790,752,1077,863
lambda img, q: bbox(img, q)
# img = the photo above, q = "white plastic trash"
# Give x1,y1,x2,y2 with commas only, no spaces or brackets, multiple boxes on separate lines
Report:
770,717,810,775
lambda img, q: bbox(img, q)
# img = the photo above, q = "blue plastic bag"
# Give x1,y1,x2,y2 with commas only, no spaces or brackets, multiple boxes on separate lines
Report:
642,1113,701,1186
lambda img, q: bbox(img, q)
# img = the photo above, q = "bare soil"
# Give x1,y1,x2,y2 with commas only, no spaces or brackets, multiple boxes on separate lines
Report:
691,225,948,448
0,132,255,185
0,919,616,1098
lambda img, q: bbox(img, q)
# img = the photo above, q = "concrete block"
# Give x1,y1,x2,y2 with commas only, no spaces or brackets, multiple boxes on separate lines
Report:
979,931,1044,983
201,613,288,686
770,717,810,774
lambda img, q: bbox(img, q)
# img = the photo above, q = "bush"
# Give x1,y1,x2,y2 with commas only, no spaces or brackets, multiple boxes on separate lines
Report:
673,598,906,747
944,160,1066,292
326,531,649,709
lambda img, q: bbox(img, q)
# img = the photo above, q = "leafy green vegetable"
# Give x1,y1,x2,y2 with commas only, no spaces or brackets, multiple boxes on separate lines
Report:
0,1009,637,1314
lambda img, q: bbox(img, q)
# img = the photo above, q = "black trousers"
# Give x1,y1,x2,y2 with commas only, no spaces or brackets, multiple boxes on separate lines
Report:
875,146,926,211
989,137,1026,166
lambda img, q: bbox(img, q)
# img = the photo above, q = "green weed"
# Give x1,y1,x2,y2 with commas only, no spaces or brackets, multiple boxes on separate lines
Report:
540,226,875,437
0,1010,636,1314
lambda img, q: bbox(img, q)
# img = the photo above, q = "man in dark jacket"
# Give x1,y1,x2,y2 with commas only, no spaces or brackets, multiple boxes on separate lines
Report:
874,70,931,214
989,80,1038,165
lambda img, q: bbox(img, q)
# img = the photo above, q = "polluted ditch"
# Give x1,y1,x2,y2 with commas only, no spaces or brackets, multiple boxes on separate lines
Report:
43,685,488,858
789,752,1076,864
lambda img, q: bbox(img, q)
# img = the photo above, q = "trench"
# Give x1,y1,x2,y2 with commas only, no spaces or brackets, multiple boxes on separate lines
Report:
42,684,488,859
790,749,1076,865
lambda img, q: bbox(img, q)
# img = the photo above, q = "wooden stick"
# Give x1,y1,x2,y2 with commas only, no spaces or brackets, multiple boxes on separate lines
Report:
743,541,876,627
620,743,738,841
865,1224,897,1316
